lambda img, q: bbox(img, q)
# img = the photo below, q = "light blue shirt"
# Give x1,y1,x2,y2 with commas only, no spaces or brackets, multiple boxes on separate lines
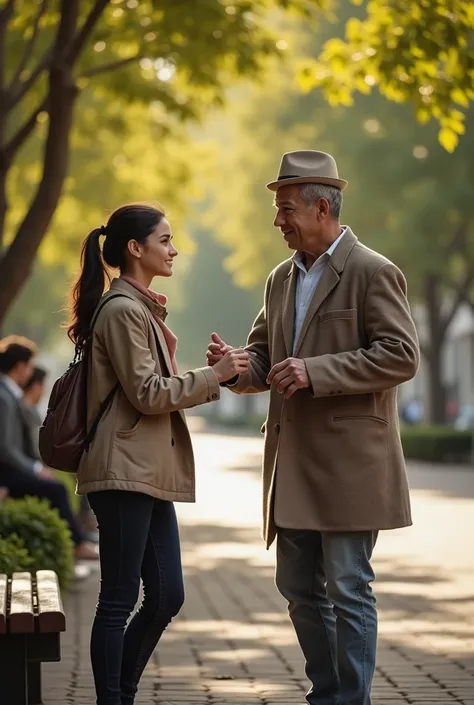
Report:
292,228,346,352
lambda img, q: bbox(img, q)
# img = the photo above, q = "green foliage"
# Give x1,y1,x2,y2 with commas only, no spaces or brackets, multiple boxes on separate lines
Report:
0,497,74,589
203,16,474,292
0,533,34,575
401,426,473,463
301,0,474,151
54,471,80,515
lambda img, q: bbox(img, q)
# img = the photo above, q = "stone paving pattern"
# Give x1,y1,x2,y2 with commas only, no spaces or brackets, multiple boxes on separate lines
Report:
43,427,474,705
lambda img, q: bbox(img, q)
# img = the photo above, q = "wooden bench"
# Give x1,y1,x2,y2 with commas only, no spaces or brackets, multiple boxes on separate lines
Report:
0,570,66,705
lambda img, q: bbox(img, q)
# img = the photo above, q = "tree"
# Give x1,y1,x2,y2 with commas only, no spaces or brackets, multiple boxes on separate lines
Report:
0,0,326,325
301,0,474,152
202,20,474,423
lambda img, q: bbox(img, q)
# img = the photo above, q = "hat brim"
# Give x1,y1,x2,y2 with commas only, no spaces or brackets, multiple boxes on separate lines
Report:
266,175,348,192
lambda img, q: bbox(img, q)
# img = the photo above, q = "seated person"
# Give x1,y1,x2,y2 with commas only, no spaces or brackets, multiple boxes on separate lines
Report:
0,336,97,561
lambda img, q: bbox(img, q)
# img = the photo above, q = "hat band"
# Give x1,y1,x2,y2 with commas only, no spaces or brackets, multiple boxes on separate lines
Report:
277,174,300,180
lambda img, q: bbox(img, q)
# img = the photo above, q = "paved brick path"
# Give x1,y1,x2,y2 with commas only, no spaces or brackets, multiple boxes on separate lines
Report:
44,428,474,705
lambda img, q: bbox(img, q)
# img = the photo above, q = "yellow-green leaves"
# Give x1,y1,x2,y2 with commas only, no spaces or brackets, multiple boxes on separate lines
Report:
307,0,473,151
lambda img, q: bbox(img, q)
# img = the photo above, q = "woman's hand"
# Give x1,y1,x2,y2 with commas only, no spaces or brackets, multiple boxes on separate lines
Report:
212,348,249,383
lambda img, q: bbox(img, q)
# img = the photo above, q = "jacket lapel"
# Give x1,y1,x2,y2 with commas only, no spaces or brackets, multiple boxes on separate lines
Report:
147,315,174,378
293,228,358,357
108,280,174,377
293,263,340,356
281,264,297,356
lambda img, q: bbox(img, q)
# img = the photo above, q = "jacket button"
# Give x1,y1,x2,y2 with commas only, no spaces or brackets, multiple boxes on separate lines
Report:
211,393,218,400
274,423,280,434
171,438,175,447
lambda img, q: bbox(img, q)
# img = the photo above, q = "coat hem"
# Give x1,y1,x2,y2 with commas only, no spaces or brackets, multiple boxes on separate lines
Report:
77,479,195,503
265,519,413,548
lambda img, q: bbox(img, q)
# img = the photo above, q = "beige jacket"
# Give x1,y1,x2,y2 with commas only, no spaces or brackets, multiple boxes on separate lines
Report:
77,278,220,502
230,228,420,546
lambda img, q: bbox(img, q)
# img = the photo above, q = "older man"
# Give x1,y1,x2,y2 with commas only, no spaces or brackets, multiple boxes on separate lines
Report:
207,150,419,705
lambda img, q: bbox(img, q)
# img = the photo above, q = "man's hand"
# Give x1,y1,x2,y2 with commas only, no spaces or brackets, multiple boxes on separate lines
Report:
206,332,234,367
38,468,54,479
267,358,310,399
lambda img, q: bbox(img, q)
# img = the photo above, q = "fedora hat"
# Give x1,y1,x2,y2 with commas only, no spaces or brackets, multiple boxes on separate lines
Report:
266,150,348,191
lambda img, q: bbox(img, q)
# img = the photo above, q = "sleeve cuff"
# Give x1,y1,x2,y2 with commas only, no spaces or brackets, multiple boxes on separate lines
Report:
200,366,221,402
33,461,43,475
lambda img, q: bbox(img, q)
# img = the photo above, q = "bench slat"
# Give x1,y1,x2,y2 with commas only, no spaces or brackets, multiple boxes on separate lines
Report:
0,574,6,634
9,572,35,633
36,570,66,633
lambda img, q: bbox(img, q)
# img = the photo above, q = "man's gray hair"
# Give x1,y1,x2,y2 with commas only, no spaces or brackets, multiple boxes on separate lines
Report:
300,183,343,219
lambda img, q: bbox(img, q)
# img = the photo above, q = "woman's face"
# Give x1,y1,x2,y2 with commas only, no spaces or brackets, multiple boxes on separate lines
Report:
134,217,178,278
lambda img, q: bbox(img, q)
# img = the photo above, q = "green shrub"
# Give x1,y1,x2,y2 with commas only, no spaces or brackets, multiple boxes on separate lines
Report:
401,426,473,463
0,496,74,589
0,534,34,575
54,470,79,513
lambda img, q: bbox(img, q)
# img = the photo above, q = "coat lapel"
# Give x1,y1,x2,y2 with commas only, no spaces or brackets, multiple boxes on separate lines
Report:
148,314,174,378
293,263,340,356
292,228,358,357
281,264,297,356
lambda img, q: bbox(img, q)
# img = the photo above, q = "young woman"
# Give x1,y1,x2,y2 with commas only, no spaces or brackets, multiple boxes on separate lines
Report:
68,203,248,705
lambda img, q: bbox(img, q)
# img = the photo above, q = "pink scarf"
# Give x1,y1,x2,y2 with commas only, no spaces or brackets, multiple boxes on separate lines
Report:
120,276,178,374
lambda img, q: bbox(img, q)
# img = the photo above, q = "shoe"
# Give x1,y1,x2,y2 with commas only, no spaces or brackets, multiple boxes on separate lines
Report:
75,541,99,560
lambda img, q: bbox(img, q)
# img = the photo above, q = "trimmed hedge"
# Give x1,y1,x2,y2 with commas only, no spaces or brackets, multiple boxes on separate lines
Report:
0,496,74,588
401,426,473,464
0,534,34,574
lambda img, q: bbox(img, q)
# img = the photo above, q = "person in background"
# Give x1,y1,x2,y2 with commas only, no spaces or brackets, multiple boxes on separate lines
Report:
21,366,47,458
0,337,98,561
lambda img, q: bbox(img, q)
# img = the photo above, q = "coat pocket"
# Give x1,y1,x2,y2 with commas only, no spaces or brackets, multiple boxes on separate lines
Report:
333,415,388,426
116,413,143,438
319,308,357,323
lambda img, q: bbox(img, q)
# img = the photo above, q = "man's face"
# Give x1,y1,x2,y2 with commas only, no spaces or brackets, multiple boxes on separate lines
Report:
28,381,45,406
16,359,34,388
273,184,324,254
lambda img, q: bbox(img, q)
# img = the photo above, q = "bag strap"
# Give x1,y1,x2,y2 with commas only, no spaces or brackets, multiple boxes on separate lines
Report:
84,293,128,451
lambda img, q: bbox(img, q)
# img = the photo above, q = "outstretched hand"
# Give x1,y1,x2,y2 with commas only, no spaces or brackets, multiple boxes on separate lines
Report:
206,332,233,366
267,358,310,399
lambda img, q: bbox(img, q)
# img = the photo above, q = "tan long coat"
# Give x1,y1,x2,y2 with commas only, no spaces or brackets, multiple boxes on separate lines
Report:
230,228,420,546
77,278,220,501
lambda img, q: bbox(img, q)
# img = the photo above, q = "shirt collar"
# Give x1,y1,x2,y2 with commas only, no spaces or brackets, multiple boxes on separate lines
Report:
292,227,347,273
0,373,24,400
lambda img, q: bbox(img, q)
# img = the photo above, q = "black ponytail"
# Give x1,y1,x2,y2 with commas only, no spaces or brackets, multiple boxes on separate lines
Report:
67,228,110,352
67,204,165,353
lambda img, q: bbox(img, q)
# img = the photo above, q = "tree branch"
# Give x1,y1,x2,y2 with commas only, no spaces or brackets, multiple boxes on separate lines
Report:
0,0,15,91
8,0,49,93
66,0,109,68
445,220,468,257
4,96,48,162
79,54,140,79
441,268,474,337
7,47,52,111
0,0,15,23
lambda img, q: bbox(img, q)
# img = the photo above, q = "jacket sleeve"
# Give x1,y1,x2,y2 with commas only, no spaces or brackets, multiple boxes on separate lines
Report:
99,304,220,414
304,263,420,398
226,274,272,395
0,396,37,476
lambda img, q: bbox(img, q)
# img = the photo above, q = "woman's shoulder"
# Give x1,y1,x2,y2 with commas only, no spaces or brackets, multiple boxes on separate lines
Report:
93,291,148,333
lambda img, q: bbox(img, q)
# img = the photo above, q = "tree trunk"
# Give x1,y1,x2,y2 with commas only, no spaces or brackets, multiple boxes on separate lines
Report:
0,69,78,325
424,274,446,424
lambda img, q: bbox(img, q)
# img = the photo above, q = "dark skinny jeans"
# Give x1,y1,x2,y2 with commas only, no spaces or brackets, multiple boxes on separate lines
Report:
87,490,184,705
